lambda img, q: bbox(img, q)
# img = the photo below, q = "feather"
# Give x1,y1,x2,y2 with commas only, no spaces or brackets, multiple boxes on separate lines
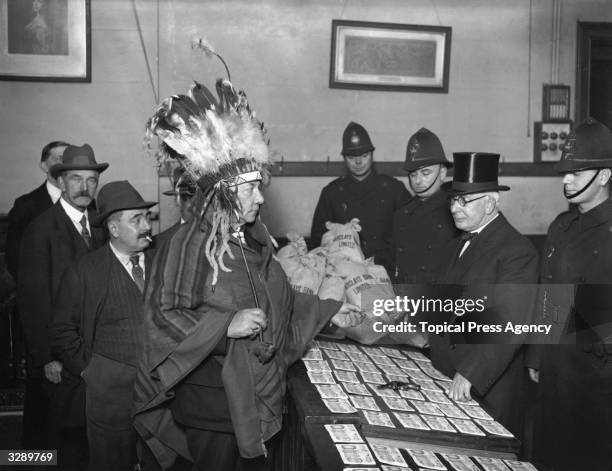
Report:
191,36,216,57
189,81,218,111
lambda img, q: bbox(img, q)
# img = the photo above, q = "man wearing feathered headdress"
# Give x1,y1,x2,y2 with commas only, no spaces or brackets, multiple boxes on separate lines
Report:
132,69,364,469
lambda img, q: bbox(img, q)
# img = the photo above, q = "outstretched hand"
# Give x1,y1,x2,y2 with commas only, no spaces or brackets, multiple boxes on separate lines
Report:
330,303,365,328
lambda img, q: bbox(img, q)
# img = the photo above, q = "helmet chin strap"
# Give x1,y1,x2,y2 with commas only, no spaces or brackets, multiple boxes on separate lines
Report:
411,166,441,195
564,169,600,199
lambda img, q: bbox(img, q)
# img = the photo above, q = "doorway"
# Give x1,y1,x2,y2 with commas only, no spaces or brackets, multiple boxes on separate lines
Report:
576,22,612,129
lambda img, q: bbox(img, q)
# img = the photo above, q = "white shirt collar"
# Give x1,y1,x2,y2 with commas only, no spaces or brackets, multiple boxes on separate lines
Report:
60,197,89,228
109,241,144,271
470,213,499,235
46,181,62,203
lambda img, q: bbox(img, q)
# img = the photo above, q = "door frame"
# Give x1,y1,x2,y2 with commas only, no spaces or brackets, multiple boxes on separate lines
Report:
576,22,612,122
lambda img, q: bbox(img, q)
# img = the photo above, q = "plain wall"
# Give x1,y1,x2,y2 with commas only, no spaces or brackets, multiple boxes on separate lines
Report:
1,0,610,235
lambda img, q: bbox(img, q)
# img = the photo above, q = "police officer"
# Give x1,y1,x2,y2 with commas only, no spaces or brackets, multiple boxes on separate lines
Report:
310,121,409,272
526,118,612,470
392,128,458,284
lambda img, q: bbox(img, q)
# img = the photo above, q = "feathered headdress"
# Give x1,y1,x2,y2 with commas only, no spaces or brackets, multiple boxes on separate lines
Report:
146,39,272,285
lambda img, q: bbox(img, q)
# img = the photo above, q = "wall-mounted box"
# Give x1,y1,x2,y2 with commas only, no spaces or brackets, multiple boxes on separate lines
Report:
533,121,572,162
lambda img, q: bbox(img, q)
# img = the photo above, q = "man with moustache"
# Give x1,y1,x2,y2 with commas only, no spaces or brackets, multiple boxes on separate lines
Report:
310,121,409,272
51,181,156,471
18,144,108,468
6,140,69,281
428,153,538,439
526,118,612,470
392,128,458,284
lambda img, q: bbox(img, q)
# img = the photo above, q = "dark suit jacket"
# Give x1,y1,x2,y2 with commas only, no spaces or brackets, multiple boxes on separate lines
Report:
17,201,106,370
429,213,538,435
6,183,53,280
50,244,153,377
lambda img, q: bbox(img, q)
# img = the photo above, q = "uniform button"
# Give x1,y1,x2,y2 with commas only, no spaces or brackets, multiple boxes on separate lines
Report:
579,275,586,282
450,344,456,350
381,199,385,204
398,248,404,252
546,274,553,280
372,235,377,240
420,266,426,271
594,249,599,256
427,244,432,250
437,224,442,229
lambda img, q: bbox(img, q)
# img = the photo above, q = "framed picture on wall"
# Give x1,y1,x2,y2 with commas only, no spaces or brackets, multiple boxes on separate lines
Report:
330,20,451,93
0,0,91,82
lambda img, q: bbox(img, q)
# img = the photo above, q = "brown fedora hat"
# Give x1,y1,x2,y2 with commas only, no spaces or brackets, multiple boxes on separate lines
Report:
50,144,109,179
93,181,157,226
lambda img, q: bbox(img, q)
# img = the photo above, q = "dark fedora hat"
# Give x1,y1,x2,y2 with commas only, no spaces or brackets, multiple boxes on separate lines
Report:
404,127,452,172
555,117,612,173
50,144,109,179
443,152,510,195
342,121,375,156
93,181,157,226
162,166,197,196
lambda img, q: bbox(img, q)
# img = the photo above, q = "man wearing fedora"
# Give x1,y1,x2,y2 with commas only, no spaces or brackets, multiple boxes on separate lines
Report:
17,143,108,468
154,165,197,249
51,181,156,471
525,118,612,470
428,152,538,439
392,128,458,285
310,121,409,273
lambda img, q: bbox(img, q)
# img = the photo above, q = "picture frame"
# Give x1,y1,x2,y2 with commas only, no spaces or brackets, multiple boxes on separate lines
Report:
0,0,91,82
330,20,451,93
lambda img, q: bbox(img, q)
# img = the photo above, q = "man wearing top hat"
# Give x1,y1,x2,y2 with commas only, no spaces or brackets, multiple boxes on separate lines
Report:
310,121,409,273
51,181,157,471
428,152,538,438
392,128,458,285
17,143,108,468
525,118,612,470
154,165,197,249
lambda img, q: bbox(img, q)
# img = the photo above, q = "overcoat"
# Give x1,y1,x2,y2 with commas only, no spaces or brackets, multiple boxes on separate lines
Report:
429,214,538,436
526,198,612,470
18,201,105,427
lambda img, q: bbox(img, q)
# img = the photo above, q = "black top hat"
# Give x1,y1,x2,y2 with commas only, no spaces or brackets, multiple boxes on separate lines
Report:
443,152,510,195
50,144,109,179
342,121,375,156
555,117,612,173
93,181,157,226
404,128,452,172
162,166,197,196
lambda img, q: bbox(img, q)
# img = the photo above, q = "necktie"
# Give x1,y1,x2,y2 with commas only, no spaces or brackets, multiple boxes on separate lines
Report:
79,215,91,247
130,255,145,293
458,231,476,258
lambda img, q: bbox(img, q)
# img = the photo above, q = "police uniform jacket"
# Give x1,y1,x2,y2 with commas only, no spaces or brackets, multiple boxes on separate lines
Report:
526,197,612,470
392,190,459,284
310,171,409,272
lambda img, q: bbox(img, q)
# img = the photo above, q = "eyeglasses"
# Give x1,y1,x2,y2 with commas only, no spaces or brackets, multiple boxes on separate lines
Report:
448,194,488,207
